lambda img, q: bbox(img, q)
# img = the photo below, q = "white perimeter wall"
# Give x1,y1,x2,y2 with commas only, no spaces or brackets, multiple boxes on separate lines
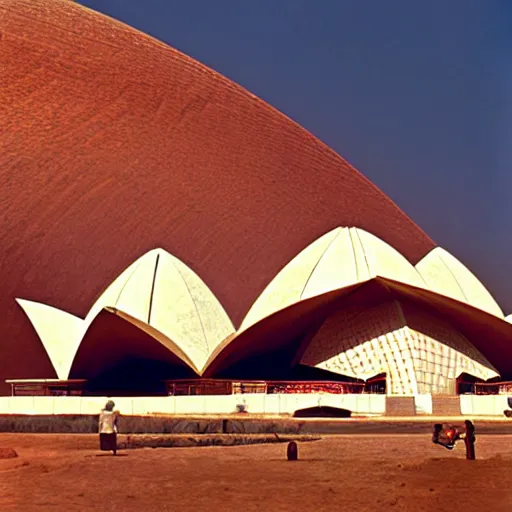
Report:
0,393,385,416
0,394,509,416
459,394,510,416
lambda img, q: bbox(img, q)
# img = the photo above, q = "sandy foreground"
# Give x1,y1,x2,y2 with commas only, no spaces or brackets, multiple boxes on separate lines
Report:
1,434,512,511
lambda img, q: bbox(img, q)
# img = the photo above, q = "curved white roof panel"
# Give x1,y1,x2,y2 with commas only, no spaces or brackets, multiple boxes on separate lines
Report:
416,247,503,318
240,227,428,332
16,299,84,380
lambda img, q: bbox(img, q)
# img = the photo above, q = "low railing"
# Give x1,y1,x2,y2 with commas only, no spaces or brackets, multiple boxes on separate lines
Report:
165,379,374,396
5,379,87,397
266,381,365,395
167,379,233,396
458,381,512,395
5,378,385,398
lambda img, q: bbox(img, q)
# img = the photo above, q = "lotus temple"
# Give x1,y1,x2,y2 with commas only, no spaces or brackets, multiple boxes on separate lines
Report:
1,0,511,417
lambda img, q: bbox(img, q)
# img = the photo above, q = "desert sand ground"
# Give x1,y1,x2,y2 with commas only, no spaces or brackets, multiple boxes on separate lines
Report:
1,433,512,511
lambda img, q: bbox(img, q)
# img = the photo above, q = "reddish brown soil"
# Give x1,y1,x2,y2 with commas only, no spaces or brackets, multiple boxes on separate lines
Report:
0,448,18,459
0,0,435,390
1,434,511,511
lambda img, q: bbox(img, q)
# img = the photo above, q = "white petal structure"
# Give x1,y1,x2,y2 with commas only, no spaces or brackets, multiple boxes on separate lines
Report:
16,249,235,377
506,315,512,324
17,255,147,379
416,247,503,318
301,301,499,395
111,249,235,372
239,227,428,332
16,300,85,380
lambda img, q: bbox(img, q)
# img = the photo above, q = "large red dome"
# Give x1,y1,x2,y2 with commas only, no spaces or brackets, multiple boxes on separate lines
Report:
0,0,434,390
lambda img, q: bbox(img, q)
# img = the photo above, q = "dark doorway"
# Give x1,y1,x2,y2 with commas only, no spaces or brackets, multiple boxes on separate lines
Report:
365,373,386,394
85,358,195,396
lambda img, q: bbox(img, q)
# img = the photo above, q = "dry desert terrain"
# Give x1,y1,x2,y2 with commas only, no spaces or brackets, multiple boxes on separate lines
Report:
1,433,512,511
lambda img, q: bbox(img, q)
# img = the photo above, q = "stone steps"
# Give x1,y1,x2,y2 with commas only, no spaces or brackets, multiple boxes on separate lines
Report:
385,396,416,416
431,396,461,416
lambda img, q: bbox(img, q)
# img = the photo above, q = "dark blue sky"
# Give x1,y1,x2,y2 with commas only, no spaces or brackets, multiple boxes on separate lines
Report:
78,0,512,314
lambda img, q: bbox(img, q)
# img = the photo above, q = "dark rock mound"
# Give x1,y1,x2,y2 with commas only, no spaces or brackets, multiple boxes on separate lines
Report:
293,406,352,418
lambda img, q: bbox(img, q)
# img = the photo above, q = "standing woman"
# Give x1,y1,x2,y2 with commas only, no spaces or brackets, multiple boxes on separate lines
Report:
99,400,120,455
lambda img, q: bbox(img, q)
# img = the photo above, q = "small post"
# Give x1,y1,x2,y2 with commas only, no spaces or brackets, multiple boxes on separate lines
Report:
464,420,476,460
287,441,298,461
505,397,512,417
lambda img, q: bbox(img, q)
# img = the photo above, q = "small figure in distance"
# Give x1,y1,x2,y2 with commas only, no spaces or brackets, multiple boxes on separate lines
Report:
99,400,120,456
504,397,512,418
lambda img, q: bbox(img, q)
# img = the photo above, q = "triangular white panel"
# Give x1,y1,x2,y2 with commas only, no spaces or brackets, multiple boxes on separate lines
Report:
415,247,466,304
301,228,358,299
355,229,427,288
239,228,341,332
416,247,503,317
115,252,157,323
169,256,234,357
506,315,512,324
348,227,372,282
16,299,85,380
149,252,234,372
85,255,147,324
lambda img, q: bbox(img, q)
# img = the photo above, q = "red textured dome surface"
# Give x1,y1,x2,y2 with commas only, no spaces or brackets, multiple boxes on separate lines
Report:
0,0,434,389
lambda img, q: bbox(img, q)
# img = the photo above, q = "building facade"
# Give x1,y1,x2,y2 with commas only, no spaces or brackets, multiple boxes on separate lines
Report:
1,0,511,404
